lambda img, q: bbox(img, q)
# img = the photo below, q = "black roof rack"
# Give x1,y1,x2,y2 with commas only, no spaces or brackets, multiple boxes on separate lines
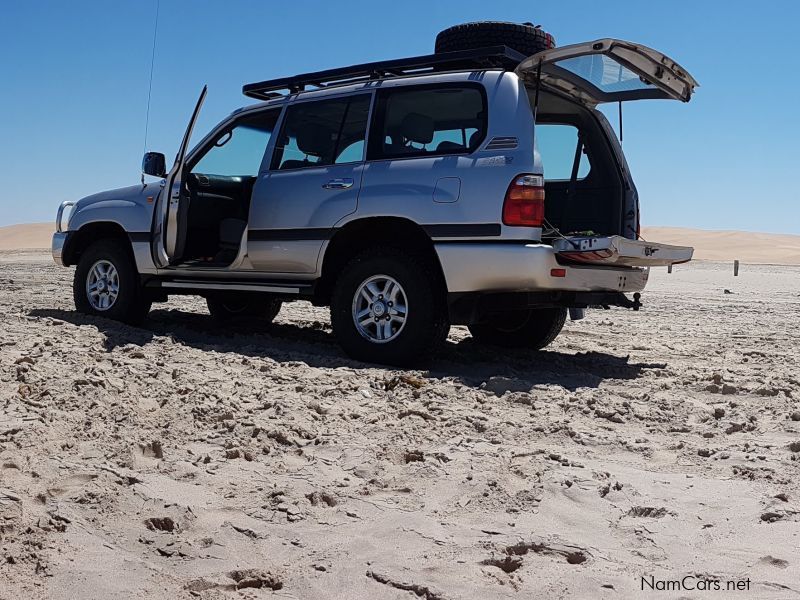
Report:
242,46,528,100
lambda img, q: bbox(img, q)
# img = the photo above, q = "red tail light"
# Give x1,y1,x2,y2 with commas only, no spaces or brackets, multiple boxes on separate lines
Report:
503,174,545,227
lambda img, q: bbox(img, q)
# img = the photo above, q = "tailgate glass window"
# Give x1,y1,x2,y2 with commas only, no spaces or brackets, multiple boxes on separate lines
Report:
555,55,652,94
516,39,698,104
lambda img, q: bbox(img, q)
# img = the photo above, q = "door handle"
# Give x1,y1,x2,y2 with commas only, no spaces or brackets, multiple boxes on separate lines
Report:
322,178,354,190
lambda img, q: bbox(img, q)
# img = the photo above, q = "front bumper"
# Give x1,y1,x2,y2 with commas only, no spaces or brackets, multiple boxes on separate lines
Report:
52,232,68,266
434,242,649,293
53,200,77,267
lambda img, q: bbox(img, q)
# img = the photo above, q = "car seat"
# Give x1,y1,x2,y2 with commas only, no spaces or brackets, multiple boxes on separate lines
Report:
279,125,333,169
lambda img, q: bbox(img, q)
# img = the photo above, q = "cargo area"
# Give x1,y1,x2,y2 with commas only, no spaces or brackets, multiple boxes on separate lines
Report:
533,90,629,240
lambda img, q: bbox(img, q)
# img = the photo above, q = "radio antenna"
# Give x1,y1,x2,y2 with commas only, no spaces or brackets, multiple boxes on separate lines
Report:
141,0,161,184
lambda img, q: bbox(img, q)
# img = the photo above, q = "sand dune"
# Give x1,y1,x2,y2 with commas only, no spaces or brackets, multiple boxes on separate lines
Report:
0,223,54,250
642,226,800,265
2,222,799,265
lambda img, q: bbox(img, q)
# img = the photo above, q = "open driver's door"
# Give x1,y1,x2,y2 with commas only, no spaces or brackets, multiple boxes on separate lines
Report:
152,86,207,268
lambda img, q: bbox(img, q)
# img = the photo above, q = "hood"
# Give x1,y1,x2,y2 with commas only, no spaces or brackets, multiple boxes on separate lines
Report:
74,183,157,211
68,182,161,233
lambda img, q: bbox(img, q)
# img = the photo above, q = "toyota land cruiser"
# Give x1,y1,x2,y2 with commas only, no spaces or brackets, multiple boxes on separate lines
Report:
52,22,697,365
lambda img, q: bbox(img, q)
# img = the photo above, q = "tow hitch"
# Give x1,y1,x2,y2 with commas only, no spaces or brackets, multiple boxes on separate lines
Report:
616,292,642,311
593,292,642,311
562,291,643,311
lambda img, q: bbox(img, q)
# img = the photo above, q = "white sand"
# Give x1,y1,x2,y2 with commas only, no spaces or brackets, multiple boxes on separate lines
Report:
1,250,798,599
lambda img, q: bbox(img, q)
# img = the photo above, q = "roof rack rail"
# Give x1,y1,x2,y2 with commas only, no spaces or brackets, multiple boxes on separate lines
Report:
242,46,528,100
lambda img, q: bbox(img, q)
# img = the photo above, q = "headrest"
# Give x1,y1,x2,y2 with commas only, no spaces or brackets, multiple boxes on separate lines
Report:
436,141,463,151
401,112,434,145
468,130,481,148
296,125,333,157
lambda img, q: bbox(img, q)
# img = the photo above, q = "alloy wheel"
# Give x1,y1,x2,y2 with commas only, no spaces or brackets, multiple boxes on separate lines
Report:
351,274,408,343
85,259,120,311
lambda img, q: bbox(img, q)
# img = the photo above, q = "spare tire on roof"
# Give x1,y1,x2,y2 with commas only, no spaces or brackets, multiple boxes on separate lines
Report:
434,21,555,58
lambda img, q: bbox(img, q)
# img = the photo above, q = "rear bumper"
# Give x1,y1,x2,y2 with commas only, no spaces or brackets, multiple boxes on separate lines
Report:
434,242,649,293
52,232,69,266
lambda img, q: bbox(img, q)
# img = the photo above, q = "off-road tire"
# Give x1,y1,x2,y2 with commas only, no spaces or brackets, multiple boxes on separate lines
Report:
73,239,151,324
435,21,553,57
469,307,567,350
206,294,282,324
330,248,447,366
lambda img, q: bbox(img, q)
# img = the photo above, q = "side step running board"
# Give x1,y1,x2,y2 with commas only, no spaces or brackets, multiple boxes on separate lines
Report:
145,278,314,296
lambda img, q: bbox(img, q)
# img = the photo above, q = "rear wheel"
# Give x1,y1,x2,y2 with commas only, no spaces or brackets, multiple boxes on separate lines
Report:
330,248,447,366
73,239,151,324
469,307,566,350
206,294,282,324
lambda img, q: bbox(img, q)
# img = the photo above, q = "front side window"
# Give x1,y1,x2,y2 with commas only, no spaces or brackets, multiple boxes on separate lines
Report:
272,94,371,170
192,109,280,176
535,123,591,181
369,86,486,160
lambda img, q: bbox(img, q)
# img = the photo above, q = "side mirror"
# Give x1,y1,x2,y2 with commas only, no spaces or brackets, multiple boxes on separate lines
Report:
142,152,167,178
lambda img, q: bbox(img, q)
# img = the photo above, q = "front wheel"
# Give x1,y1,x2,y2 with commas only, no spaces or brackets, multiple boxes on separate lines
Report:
330,249,447,366
468,307,566,350
206,294,282,324
73,239,151,324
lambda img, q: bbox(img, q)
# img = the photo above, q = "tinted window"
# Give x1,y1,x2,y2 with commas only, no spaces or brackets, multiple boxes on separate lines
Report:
272,94,370,170
192,110,280,177
369,86,486,160
535,123,590,181
336,140,364,164
555,55,651,94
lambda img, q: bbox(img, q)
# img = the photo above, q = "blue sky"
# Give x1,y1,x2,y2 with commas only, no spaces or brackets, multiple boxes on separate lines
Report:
1,0,798,233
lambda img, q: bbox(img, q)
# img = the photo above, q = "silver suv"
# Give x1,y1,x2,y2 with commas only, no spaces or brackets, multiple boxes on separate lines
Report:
52,29,697,365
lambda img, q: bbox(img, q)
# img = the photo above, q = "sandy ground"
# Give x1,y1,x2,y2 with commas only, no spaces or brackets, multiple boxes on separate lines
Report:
4,222,800,265
1,250,799,599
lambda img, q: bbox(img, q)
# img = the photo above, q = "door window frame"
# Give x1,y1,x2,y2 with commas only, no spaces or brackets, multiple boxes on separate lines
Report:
183,105,285,177
267,91,376,172
365,82,488,162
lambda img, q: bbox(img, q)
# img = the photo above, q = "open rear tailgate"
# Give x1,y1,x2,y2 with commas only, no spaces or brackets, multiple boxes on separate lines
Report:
553,235,693,267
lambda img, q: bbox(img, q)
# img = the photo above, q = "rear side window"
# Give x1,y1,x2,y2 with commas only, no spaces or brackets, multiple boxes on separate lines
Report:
368,85,486,160
272,94,371,170
535,123,590,181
